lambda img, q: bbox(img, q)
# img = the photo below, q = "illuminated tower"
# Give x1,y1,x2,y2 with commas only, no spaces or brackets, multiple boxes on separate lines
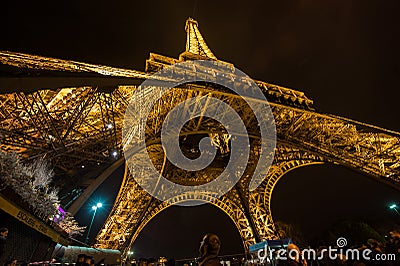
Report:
0,18,399,256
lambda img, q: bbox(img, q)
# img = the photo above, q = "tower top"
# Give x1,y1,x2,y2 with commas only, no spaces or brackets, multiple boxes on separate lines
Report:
185,17,217,60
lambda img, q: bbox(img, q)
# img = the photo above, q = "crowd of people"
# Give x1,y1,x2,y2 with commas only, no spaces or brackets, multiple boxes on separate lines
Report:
177,231,400,266
250,229,400,266
0,228,399,266
74,253,104,266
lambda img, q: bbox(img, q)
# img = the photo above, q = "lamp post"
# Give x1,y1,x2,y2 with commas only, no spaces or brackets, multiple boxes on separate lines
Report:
85,202,103,244
389,203,400,216
127,251,133,263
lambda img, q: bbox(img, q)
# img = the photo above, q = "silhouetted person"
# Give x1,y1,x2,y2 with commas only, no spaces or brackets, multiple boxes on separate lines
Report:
198,233,222,266
4,258,16,266
138,258,147,266
0,228,9,266
387,230,400,254
85,256,95,266
278,244,307,266
76,254,87,266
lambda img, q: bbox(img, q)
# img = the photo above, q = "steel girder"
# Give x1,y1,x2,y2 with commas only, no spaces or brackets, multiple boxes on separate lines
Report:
1,17,399,254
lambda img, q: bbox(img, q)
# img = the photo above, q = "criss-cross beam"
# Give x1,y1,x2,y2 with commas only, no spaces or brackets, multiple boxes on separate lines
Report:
1,18,400,254
0,50,147,173
94,84,399,254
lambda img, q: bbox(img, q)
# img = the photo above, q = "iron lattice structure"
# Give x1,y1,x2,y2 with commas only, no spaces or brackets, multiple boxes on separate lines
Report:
1,18,400,254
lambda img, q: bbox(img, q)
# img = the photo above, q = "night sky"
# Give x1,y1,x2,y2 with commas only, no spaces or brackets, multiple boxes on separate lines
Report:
2,0,400,260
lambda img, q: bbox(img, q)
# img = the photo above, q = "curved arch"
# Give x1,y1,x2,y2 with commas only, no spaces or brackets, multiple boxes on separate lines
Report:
68,158,125,215
95,87,400,251
124,192,254,256
248,145,325,241
2,18,400,258
95,162,257,252
263,161,324,215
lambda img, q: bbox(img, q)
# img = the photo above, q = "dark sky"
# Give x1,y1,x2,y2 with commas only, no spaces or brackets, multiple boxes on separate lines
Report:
2,0,400,260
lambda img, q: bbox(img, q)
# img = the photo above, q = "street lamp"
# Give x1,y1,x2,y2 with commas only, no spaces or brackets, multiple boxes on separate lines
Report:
85,202,103,244
127,251,133,261
389,203,400,216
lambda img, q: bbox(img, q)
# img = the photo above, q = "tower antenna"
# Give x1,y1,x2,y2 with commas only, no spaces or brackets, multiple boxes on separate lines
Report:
192,0,198,18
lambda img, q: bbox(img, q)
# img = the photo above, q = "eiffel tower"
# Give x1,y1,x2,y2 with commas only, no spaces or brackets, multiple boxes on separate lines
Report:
1,18,400,256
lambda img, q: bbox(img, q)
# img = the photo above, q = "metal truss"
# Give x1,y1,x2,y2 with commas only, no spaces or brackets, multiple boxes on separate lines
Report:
94,85,400,255
185,18,217,60
0,87,132,171
0,51,148,78
1,18,399,254
95,165,258,256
